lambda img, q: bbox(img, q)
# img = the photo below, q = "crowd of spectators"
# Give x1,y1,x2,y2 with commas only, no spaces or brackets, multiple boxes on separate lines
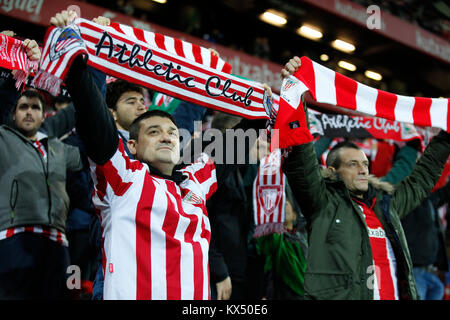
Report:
0,8,449,301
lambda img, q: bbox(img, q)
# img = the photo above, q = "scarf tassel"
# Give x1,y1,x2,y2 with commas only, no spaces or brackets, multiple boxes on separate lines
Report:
253,222,286,239
13,70,28,91
31,70,63,97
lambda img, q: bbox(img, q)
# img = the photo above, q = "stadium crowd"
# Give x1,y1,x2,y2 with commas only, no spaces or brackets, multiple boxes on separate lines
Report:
0,7,449,301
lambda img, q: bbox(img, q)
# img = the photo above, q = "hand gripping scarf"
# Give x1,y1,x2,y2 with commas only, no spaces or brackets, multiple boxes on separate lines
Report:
271,57,450,149
0,34,38,89
33,21,449,146
253,149,286,238
33,18,269,119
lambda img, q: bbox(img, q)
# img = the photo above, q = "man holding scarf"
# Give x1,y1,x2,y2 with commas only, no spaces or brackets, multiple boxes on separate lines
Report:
279,57,450,299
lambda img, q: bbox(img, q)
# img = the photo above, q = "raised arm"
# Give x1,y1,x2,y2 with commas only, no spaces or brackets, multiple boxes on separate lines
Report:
280,57,328,219
0,33,41,126
51,11,118,164
65,55,118,165
283,135,329,219
391,130,450,219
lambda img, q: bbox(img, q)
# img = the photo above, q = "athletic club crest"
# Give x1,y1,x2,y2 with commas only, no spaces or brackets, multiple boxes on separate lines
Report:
282,77,299,91
257,185,282,216
48,24,85,61
182,190,203,205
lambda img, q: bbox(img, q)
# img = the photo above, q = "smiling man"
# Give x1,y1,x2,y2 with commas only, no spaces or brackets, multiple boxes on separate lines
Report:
326,141,370,197
66,52,218,299
280,57,450,300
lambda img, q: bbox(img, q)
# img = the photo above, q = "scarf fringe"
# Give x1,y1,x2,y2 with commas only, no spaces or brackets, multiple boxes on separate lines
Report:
31,70,63,96
13,70,28,90
253,222,285,239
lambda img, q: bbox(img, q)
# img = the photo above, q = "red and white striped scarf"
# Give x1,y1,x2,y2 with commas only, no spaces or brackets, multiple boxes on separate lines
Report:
33,22,449,144
273,57,450,149
33,19,268,119
252,149,286,238
0,34,38,89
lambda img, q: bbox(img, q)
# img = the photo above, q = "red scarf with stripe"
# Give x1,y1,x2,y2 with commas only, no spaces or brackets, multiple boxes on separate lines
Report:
272,57,450,149
0,34,38,89
33,19,268,119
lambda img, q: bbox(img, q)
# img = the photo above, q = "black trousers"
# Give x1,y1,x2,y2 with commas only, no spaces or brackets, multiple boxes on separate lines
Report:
0,232,71,299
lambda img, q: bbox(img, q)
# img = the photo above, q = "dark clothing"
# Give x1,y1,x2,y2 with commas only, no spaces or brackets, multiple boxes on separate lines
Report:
172,100,206,136
0,123,82,233
208,167,250,284
401,181,450,270
257,229,307,299
0,233,71,299
204,118,266,298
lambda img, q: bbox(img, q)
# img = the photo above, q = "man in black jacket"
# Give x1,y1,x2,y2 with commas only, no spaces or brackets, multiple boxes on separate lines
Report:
401,180,450,300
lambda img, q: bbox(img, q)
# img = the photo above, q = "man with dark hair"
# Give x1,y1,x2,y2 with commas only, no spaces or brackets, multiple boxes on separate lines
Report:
325,141,361,169
106,79,146,132
65,51,218,299
128,109,178,141
0,85,82,298
280,57,450,300
325,141,372,198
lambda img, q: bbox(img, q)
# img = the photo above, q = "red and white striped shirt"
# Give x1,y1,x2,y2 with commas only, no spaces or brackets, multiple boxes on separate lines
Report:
355,198,399,300
0,226,68,246
91,140,217,300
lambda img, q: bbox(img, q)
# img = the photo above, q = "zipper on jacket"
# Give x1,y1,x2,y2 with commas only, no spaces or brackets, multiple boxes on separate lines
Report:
9,179,18,224
31,137,52,225
45,143,52,225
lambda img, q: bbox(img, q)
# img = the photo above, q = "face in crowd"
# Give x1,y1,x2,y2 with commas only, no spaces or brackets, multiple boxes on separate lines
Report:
13,93,45,139
127,114,181,176
112,90,147,131
329,147,370,196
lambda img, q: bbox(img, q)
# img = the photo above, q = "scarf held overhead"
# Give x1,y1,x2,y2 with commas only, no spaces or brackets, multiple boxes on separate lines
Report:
33,18,269,119
0,34,38,89
33,21,448,141
273,57,449,149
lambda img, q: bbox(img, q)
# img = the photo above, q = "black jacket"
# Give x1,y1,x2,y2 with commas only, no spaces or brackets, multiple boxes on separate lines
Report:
401,181,450,270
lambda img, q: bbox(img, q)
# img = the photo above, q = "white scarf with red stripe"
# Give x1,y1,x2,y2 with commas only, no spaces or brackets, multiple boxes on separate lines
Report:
252,149,286,238
0,34,38,89
33,18,268,119
272,56,450,149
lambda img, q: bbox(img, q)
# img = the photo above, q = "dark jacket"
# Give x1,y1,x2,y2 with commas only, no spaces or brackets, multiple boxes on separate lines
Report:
283,131,450,300
202,118,266,286
0,69,82,233
0,126,82,232
401,181,450,270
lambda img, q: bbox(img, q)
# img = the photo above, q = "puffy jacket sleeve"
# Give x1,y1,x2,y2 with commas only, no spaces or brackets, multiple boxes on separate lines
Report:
391,131,450,219
282,142,328,219
64,142,83,172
